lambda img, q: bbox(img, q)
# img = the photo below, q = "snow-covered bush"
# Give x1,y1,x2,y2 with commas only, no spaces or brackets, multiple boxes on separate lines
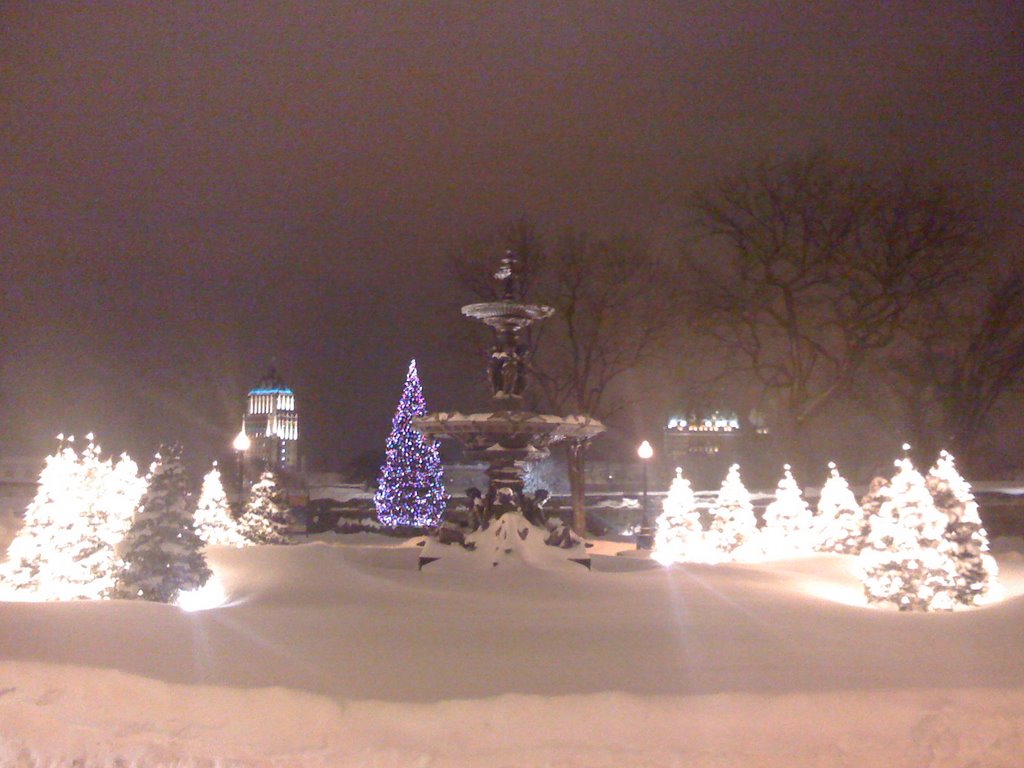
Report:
706,464,761,560
761,465,815,557
238,471,293,544
194,463,247,547
926,451,999,606
858,458,958,611
653,467,706,565
815,462,865,554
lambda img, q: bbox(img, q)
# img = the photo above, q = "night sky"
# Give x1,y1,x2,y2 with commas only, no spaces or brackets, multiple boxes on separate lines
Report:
2,3,1022,472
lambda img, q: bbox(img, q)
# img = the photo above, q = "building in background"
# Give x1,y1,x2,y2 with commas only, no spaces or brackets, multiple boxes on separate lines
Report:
241,366,300,476
662,411,742,489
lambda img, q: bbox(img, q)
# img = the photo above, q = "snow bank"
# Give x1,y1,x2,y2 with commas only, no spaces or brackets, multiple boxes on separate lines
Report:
2,536,1024,765
1,663,1022,767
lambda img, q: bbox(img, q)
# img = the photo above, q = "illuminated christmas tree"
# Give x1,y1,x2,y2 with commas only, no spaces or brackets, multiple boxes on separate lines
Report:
115,445,210,603
760,465,815,557
653,467,707,565
816,462,865,554
374,359,448,528
0,435,144,601
707,464,760,560
238,471,292,544
858,457,958,611
926,451,999,606
194,463,247,547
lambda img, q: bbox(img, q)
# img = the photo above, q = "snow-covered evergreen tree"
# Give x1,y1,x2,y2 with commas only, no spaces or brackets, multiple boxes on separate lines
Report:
0,435,144,601
115,445,210,603
858,458,958,611
815,462,866,554
1,441,83,598
96,450,148,582
926,451,999,606
653,467,706,565
707,464,761,560
237,471,292,544
374,359,448,528
194,463,247,547
761,465,815,557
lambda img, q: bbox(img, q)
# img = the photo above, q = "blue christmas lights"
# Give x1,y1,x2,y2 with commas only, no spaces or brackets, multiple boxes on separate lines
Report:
374,360,448,528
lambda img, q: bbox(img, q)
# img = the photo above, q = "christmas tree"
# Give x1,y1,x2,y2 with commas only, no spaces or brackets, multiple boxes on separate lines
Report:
653,467,706,565
815,462,866,554
194,463,247,547
707,464,760,560
1,435,145,601
761,465,815,557
114,445,211,603
858,457,958,611
926,451,999,606
237,471,293,544
374,359,448,528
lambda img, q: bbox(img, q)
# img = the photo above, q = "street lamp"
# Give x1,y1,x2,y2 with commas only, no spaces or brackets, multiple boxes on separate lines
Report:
233,428,251,496
637,439,654,550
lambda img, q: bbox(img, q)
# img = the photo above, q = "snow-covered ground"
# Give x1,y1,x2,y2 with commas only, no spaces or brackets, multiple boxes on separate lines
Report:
2,532,1024,766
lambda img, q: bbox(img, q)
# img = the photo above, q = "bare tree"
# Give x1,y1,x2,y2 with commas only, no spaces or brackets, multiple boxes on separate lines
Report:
450,219,681,533
888,265,1024,472
684,153,987,471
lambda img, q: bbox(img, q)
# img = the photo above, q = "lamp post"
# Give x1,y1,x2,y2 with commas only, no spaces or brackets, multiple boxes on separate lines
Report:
637,439,654,550
233,428,251,498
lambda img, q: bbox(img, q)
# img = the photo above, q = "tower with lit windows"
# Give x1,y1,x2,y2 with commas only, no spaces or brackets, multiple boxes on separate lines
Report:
242,366,299,474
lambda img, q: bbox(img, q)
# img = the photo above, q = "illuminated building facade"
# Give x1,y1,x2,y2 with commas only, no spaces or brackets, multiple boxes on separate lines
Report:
242,366,299,474
662,410,742,489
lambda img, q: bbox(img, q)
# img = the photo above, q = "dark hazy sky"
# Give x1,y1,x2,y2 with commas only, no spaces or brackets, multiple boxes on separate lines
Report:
2,2,1022,471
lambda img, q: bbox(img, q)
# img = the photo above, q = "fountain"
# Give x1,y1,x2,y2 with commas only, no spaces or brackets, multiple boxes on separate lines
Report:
413,255,605,568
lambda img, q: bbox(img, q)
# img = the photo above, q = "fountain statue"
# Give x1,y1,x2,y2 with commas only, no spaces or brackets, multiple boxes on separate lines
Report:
413,254,605,568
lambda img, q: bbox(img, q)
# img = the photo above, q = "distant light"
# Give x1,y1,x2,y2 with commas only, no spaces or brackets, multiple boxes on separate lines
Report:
638,440,654,460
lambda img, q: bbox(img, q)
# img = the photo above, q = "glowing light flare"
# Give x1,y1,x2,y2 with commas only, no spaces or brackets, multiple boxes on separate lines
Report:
177,575,229,612
233,429,251,452
795,576,872,608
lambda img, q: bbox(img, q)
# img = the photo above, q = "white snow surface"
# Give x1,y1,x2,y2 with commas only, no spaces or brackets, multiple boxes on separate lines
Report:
2,534,1024,766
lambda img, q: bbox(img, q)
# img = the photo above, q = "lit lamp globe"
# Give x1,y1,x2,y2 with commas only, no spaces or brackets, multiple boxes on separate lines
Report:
233,429,251,494
637,440,654,550
233,430,251,453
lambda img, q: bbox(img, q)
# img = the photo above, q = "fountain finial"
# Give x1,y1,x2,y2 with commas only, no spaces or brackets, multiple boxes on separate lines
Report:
495,251,518,300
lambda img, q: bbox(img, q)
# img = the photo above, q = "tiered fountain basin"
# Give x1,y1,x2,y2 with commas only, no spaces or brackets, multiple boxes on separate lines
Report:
461,301,554,330
413,411,605,459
